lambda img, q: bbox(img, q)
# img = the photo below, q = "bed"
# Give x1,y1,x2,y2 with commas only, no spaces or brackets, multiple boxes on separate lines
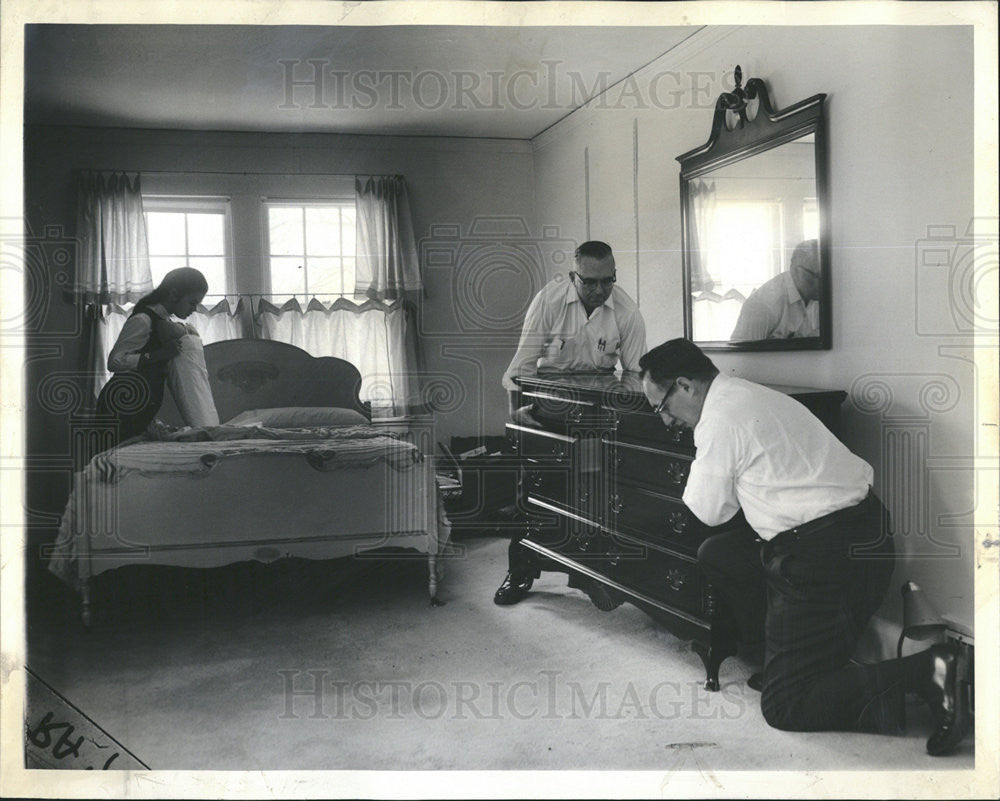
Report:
47,339,449,625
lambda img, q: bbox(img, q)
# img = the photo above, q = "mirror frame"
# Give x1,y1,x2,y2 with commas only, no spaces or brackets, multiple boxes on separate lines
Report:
677,68,830,351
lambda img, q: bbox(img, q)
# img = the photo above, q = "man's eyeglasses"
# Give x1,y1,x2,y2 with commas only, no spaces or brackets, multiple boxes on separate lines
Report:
571,271,616,289
651,379,679,416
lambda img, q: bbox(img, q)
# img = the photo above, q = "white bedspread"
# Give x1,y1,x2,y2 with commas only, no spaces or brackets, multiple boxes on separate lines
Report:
48,424,443,591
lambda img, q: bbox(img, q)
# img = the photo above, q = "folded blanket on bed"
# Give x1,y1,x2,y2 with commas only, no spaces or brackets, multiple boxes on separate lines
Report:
167,333,220,427
92,424,422,483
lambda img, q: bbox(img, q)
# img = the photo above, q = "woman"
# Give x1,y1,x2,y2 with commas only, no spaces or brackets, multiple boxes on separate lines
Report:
96,267,208,445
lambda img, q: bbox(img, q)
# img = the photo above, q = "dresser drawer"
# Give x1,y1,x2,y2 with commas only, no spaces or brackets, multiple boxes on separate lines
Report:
507,423,575,463
606,545,707,617
524,502,610,562
607,482,704,551
610,408,694,452
521,390,610,433
607,440,692,497
523,464,571,508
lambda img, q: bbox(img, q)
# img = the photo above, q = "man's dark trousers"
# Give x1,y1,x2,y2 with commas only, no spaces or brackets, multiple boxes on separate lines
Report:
760,494,908,732
701,494,909,733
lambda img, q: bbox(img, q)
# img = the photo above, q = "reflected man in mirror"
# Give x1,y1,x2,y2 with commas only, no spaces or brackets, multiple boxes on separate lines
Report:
639,338,969,756
494,241,646,606
502,240,647,427
730,239,820,340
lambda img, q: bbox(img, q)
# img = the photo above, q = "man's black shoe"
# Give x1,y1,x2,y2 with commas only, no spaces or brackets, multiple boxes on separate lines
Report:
583,578,624,611
567,573,624,611
921,643,971,756
494,572,533,605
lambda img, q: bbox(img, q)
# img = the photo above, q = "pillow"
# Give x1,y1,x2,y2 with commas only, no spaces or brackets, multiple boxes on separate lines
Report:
224,406,368,428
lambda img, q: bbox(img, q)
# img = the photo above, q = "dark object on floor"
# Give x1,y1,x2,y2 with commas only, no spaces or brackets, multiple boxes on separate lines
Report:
445,435,520,526
921,642,971,756
748,672,763,692
493,571,533,605
567,575,625,612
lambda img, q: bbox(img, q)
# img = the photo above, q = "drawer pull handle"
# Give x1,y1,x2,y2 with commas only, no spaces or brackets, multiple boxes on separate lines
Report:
610,495,623,515
666,462,689,484
568,406,585,423
666,568,687,592
669,511,688,533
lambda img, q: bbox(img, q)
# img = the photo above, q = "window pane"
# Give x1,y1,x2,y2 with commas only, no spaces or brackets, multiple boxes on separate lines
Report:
341,206,356,257
187,213,224,256
342,258,357,296
305,207,342,255
307,257,342,296
146,212,185,256
268,207,304,257
270,256,305,296
188,256,226,296
149,256,183,287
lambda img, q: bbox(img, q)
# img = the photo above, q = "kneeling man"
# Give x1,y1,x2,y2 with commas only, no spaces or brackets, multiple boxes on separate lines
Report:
638,338,968,756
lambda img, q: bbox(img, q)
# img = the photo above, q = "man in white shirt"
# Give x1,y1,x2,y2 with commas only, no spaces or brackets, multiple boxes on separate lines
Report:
638,338,968,756
502,240,646,425
730,239,821,341
495,241,647,605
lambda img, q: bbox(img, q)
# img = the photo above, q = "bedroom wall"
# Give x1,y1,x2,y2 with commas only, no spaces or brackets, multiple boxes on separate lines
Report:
23,126,537,549
531,25,977,641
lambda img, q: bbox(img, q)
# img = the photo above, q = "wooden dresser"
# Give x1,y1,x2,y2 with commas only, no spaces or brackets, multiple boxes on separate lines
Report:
506,371,847,690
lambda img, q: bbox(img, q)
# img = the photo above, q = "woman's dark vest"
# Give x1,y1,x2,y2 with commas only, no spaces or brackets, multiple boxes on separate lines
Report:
95,303,169,444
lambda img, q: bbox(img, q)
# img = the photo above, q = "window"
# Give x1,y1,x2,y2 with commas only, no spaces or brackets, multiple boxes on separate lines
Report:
144,197,231,294
264,200,356,302
704,200,783,297
802,198,820,241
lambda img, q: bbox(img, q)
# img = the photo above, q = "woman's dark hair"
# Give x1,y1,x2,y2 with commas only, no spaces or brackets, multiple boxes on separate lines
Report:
638,338,719,385
138,267,208,307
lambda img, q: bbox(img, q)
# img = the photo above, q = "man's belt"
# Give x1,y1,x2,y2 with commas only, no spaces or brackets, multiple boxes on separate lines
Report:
772,489,879,544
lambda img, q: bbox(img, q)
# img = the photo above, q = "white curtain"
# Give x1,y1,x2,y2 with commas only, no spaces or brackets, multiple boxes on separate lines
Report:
74,172,152,304
689,178,716,294
94,298,245,395
355,175,422,302
257,298,420,417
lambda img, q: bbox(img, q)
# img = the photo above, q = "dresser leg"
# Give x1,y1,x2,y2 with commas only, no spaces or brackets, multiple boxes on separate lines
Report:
692,624,737,692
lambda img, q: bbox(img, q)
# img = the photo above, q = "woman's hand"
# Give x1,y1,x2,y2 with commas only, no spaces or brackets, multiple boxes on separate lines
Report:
145,339,183,363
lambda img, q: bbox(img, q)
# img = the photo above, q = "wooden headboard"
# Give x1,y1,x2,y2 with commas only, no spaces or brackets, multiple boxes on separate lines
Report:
157,339,370,426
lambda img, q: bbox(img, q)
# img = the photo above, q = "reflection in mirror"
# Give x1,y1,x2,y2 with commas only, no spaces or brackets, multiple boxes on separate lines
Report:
677,67,829,351
689,133,819,343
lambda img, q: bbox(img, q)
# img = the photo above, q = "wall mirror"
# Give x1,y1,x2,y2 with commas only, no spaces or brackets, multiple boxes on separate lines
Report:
677,67,830,350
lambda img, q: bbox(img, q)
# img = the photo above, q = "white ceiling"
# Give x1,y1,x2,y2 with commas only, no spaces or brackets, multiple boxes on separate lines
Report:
24,25,696,139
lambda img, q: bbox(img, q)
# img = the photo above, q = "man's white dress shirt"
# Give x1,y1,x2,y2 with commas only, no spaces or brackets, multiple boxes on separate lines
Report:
502,276,646,390
683,374,873,540
730,271,819,340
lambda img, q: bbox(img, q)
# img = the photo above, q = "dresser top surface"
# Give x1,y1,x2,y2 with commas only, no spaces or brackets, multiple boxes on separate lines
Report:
513,370,847,405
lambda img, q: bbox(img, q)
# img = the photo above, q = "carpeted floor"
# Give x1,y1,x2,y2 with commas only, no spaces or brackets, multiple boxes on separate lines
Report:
26,533,973,772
